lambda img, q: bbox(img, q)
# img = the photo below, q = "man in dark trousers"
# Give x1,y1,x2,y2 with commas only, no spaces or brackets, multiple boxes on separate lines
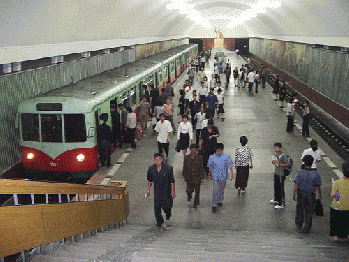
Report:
146,153,176,228
118,103,128,148
182,144,204,209
293,155,322,234
188,94,201,129
110,103,122,148
98,113,112,167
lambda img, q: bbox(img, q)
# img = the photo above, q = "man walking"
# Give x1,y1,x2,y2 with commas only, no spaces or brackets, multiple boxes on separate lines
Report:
146,153,176,228
247,68,255,92
155,113,173,158
293,155,322,234
182,144,204,209
208,143,234,213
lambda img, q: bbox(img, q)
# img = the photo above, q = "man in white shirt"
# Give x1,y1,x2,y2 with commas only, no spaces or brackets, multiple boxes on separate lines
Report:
214,64,220,82
301,140,322,170
126,107,137,148
155,113,173,158
184,82,192,112
247,68,255,92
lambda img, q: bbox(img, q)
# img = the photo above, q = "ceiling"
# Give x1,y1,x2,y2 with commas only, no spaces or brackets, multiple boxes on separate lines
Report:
1,0,349,62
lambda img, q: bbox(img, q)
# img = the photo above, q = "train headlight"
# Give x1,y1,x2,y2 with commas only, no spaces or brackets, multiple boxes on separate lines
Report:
77,154,85,162
27,153,34,160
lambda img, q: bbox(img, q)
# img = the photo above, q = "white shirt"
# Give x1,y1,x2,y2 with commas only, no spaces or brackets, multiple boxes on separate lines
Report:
155,105,165,119
201,56,205,62
177,121,193,140
201,119,208,129
126,112,137,129
197,71,205,82
214,65,219,74
247,72,255,83
286,103,294,116
210,78,216,88
195,112,206,130
184,87,191,100
301,148,322,169
214,86,224,96
155,120,173,143
198,86,208,97
217,93,224,104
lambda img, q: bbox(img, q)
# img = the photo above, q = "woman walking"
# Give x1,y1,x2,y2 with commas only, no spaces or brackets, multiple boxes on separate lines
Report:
177,114,193,156
235,136,253,194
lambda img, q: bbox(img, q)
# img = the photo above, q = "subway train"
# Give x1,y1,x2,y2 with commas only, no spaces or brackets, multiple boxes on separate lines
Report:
17,44,198,183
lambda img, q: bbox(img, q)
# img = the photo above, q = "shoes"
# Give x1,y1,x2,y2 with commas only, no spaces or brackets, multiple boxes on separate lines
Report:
270,199,278,204
296,224,303,229
275,205,285,209
193,205,198,209
217,203,223,207
212,207,217,213
187,196,192,202
329,236,339,242
274,99,278,101
221,118,225,122
238,188,241,194
163,221,171,228
279,106,284,108
241,190,246,194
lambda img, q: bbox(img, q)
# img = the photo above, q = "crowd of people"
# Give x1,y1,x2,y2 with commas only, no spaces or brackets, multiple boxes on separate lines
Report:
98,51,348,242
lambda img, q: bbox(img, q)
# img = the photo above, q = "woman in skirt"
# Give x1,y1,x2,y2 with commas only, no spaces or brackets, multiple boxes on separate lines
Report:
177,114,193,156
235,136,253,194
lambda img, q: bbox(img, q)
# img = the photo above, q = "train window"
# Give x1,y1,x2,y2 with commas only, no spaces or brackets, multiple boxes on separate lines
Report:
21,113,39,142
41,114,62,142
64,114,87,142
131,87,137,105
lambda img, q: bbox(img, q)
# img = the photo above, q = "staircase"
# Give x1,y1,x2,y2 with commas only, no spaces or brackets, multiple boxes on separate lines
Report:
29,224,349,262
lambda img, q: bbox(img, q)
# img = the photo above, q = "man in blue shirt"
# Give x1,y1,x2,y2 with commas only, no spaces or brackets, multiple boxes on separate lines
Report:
293,155,322,234
206,88,218,118
208,143,234,213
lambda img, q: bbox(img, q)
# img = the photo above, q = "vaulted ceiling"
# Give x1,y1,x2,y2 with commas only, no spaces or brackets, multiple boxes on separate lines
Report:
1,0,349,61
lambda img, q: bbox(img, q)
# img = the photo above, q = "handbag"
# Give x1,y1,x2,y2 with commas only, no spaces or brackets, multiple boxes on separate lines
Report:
314,199,324,217
175,140,181,152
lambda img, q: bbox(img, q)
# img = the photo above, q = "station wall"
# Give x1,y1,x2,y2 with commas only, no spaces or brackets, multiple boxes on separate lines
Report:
0,38,188,174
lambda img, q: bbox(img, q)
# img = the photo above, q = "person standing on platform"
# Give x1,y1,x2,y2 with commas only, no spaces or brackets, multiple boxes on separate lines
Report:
138,98,150,136
118,103,128,148
216,89,225,121
200,55,206,69
225,63,231,85
188,66,196,84
208,143,234,213
182,144,204,209
125,107,137,148
146,153,175,228
200,119,220,175
271,142,290,209
177,114,193,157
195,106,206,145
239,66,245,88
235,136,253,194
155,113,173,158
206,88,218,118
184,82,192,113
149,85,159,114
247,68,255,92
178,89,185,116
197,67,206,83
233,67,239,87
98,113,112,167
163,98,175,132
273,75,280,101
302,100,311,137
158,88,168,107
214,64,220,82
329,163,349,242
286,97,295,132
260,66,267,89
278,81,286,108
301,140,321,170
210,74,217,89
293,155,322,234
110,104,122,148
255,70,260,93
198,81,208,106
188,95,201,129
141,85,150,101
164,82,175,103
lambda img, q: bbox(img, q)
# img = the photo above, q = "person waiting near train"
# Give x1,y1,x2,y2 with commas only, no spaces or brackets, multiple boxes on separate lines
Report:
182,143,204,209
271,142,290,209
110,103,122,148
188,94,201,129
293,155,322,234
137,98,150,136
146,153,175,228
247,68,255,93
155,113,173,158
329,163,349,242
286,97,295,132
200,119,220,175
194,106,206,145
118,103,128,148
216,89,225,121
302,100,311,137
235,136,253,194
301,140,321,170
208,143,234,213
206,88,218,118
125,107,137,148
177,114,193,157
198,81,208,106
98,113,112,167
278,80,286,108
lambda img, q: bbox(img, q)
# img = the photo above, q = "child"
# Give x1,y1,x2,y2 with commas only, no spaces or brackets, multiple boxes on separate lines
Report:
217,88,225,121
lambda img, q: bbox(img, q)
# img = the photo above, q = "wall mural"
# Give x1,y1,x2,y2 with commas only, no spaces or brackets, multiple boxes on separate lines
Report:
250,38,349,109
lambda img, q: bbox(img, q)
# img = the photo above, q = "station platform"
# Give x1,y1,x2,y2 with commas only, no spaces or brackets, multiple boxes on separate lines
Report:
79,49,349,261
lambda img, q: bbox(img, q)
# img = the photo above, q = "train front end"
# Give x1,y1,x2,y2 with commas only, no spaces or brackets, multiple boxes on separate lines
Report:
18,98,98,183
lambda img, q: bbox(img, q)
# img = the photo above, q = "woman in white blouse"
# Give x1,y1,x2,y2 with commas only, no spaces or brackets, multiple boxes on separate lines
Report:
235,136,253,194
125,107,137,148
177,114,193,156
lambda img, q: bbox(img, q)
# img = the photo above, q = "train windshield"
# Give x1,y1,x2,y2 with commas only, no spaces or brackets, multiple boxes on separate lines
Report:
64,114,87,142
21,114,40,141
41,114,63,142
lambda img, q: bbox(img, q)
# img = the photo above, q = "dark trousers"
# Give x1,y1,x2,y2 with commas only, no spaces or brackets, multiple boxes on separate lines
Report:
196,129,202,145
158,142,169,157
248,82,254,92
127,128,136,148
287,116,294,132
274,174,285,205
330,208,349,238
200,95,206,105
215,74,220,82
186,182,201,206
255,81,259,93
261,76,266,88
203,148,216,174
154,198,173,226
99,139,111,166
207,108,215,118
302,117,310,137
184,99,189,112
201,62,205,69
295,190,316,233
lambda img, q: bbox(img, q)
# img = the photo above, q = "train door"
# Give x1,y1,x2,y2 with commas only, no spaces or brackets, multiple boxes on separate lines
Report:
167,64,170,83
175,59,178,79
139,81,143,100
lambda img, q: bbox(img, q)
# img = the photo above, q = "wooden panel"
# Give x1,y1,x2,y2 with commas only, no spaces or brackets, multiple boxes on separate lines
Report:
0,179,127,195
0,205,45,257
0,195,130,258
